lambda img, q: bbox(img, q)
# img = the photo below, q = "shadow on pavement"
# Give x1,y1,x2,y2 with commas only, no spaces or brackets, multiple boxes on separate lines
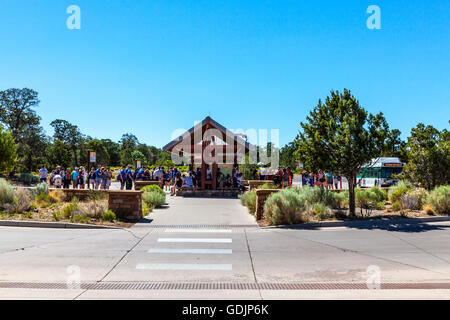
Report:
272,217,450,233
136,217,153,224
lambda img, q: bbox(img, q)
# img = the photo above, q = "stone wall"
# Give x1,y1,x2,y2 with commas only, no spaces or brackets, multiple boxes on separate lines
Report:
58,189,143,221
58,189,108,201
134,180,163,191
108,191,143,221
248,180,274,191
255,189,280,220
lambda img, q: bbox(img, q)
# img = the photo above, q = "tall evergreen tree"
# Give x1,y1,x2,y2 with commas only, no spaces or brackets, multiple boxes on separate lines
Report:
295,89,389,217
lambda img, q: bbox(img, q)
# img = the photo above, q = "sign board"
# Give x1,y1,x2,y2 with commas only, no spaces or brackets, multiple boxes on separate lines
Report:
136,160,141,168
383,163,403,167
89,152,96,163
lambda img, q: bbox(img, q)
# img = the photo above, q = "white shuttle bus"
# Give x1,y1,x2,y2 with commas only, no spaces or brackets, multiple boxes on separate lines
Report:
357,157,404,188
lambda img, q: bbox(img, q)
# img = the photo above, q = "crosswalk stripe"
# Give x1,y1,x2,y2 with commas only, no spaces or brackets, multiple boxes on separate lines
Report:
148,248,232,254
157,238,232,243
164,229,232,233
136,264,233,270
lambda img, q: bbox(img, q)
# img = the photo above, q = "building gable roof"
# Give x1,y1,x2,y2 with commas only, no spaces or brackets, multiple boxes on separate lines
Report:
162,116,250,152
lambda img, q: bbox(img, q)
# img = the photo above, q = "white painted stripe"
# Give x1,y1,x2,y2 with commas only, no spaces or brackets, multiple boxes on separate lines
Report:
148,248,232,254
136,264,233,270
157,238,232,243
164,228,232,233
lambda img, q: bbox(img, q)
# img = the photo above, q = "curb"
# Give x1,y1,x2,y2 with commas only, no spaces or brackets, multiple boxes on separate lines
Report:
260,215,450,230
0,220,123,230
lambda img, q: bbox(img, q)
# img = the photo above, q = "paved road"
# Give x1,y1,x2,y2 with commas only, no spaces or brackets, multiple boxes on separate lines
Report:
0,194,449,299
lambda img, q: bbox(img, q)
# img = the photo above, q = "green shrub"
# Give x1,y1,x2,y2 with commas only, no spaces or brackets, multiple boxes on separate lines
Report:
388,181,410,204
141,185,165,196
399,194,421,210
239,190,257,214
293,186,335,207
102,210,116,222
370,186,387,202
142,201,152,217
3,188,33,214
426,186,450,214
391,201,400,211
19,173,39,185
408,188,428,209
35,193,53,208
311,203,331,221
332,192,348,209
263,189,308,225
63,200,78,219
35,182,49,197
142,191,166,209
52,211,62,221
70,213,90,224
355,187,386,217
257,183,275,190
0,178,15,206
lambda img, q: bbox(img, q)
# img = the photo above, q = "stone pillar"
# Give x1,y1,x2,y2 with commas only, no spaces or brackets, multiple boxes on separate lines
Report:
108,191,143,221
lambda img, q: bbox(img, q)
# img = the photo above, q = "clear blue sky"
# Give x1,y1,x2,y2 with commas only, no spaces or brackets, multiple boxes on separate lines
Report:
0,0,448,148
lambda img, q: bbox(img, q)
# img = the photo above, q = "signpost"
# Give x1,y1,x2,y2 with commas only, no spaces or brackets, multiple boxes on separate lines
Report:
90,151,97,163
87,150,96,173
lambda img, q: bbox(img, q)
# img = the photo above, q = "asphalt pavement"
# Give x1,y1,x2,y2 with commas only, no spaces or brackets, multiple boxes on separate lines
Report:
0,193,449,299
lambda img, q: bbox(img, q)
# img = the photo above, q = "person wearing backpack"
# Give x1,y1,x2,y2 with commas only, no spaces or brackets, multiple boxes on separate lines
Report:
62,168,70,189
125,165,134,190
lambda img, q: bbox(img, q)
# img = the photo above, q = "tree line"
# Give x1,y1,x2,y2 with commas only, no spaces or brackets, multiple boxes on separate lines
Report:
0,88,172,173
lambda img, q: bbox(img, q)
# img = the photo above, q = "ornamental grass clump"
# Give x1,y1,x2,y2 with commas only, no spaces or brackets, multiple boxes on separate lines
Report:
426,186,450,215
239,190,257,214
263,189,308,225
76,200,108,219
0,178,14,207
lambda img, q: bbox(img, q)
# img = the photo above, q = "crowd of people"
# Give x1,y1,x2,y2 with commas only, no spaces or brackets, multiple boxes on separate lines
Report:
38,164,246,193
38,164,343,192
116,165,246,195
301,170,342,190
39,165,113,190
